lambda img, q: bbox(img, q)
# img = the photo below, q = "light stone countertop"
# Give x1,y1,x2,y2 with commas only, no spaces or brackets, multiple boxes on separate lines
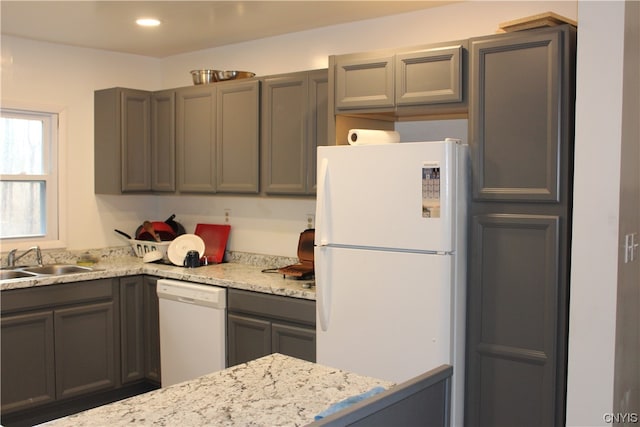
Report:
42,353,394,427
1,254,316,300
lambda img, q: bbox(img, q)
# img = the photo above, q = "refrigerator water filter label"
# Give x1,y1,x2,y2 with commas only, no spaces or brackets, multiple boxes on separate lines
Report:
422,163,441,218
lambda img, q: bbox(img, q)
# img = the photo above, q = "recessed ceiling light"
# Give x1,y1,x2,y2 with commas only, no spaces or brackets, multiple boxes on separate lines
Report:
136,18,161,27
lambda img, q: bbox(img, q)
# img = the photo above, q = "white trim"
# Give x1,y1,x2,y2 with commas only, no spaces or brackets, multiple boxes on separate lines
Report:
0,101,67,250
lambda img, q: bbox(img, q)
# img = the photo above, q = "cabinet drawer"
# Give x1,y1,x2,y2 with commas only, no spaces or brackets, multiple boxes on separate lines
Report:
1,279,116,314
227,289,315,326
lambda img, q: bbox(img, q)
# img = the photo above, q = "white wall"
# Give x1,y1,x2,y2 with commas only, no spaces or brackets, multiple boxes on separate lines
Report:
159,0,578,88
566,1,631,426
1,38,163,252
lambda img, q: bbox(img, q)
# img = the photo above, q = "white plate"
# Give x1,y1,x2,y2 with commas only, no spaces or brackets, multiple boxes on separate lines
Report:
167,234,206,266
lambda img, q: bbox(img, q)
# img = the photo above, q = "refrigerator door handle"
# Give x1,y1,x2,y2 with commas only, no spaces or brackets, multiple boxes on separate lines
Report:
316,246,332,331
316,157,329,246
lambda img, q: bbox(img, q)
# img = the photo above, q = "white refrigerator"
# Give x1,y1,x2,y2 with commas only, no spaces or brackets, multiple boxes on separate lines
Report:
315,139,468,427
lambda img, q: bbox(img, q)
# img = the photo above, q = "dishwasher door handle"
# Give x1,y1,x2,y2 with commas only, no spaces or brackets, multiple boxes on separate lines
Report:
177,296,196,304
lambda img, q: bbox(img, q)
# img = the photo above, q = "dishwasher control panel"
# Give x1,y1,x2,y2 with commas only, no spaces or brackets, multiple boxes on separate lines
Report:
157,279,226,309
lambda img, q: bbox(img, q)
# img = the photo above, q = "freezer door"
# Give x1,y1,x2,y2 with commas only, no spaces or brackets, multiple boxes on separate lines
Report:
315,245,453,383
316,140,463,253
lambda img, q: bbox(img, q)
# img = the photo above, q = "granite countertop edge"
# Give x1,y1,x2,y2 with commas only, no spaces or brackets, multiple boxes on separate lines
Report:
1,256,316,300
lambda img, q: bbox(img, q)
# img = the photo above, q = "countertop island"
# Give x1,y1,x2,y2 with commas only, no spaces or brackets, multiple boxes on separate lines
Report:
42,353,394,427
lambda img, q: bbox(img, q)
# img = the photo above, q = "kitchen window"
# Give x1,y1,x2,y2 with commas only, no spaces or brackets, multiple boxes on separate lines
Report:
0,107,61,246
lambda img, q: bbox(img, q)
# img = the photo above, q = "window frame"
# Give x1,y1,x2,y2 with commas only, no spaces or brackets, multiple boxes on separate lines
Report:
0,101,67,250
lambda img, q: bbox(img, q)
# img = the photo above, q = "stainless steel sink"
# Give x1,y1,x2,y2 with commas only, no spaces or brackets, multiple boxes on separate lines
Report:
0,270,37,280
22,264,94,275
1,264,95,281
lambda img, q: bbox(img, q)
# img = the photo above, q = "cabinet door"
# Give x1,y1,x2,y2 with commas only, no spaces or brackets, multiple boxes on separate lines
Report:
120,276,144,384
227,313,271,367
216,80,260,193
262,73,309,194
307,69,328,194
470,30,563,202
335,55,394,110
466,26,575,427
176,85,217,193
95,88,151,194
467,214,561,427
121,90,152,192
396,45,463,106
272,322,316,363
144,277,161,383
151,90,176,192
54,301,117,400
1,311,55,413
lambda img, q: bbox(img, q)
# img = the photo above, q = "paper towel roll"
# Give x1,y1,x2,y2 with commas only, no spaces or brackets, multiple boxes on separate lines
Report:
347,129,401,145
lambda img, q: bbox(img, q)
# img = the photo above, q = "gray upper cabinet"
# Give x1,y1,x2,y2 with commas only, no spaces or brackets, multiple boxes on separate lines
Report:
261,69,328,195
308,69,329,193
470,30,564,202
176,85,217,193
466,25,576,427
333,42,466,114
335,55,394,111
176,79,260,194
95,87,176,194
216,80,260,193
95,88,151,193
396,45,463,106
151,90,176,192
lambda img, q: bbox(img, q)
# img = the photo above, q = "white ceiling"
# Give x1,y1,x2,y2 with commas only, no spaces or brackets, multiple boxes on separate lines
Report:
1,1,457,58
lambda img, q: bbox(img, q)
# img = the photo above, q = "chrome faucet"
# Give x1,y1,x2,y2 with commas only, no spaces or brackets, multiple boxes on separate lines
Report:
7,246,43,267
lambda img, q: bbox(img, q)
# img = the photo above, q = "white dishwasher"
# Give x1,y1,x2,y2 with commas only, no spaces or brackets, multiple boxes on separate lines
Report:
157,279,226,387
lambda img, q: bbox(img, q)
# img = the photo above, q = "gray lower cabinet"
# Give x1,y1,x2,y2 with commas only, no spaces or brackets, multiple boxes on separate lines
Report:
227,289,316,366
143,276,161,383
1,279,119,414
1,310,56,413
54,300,117,400
120,276,161,386
120,276,145,384
176,79,260,194
465,25,576,427
261,69,328,195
